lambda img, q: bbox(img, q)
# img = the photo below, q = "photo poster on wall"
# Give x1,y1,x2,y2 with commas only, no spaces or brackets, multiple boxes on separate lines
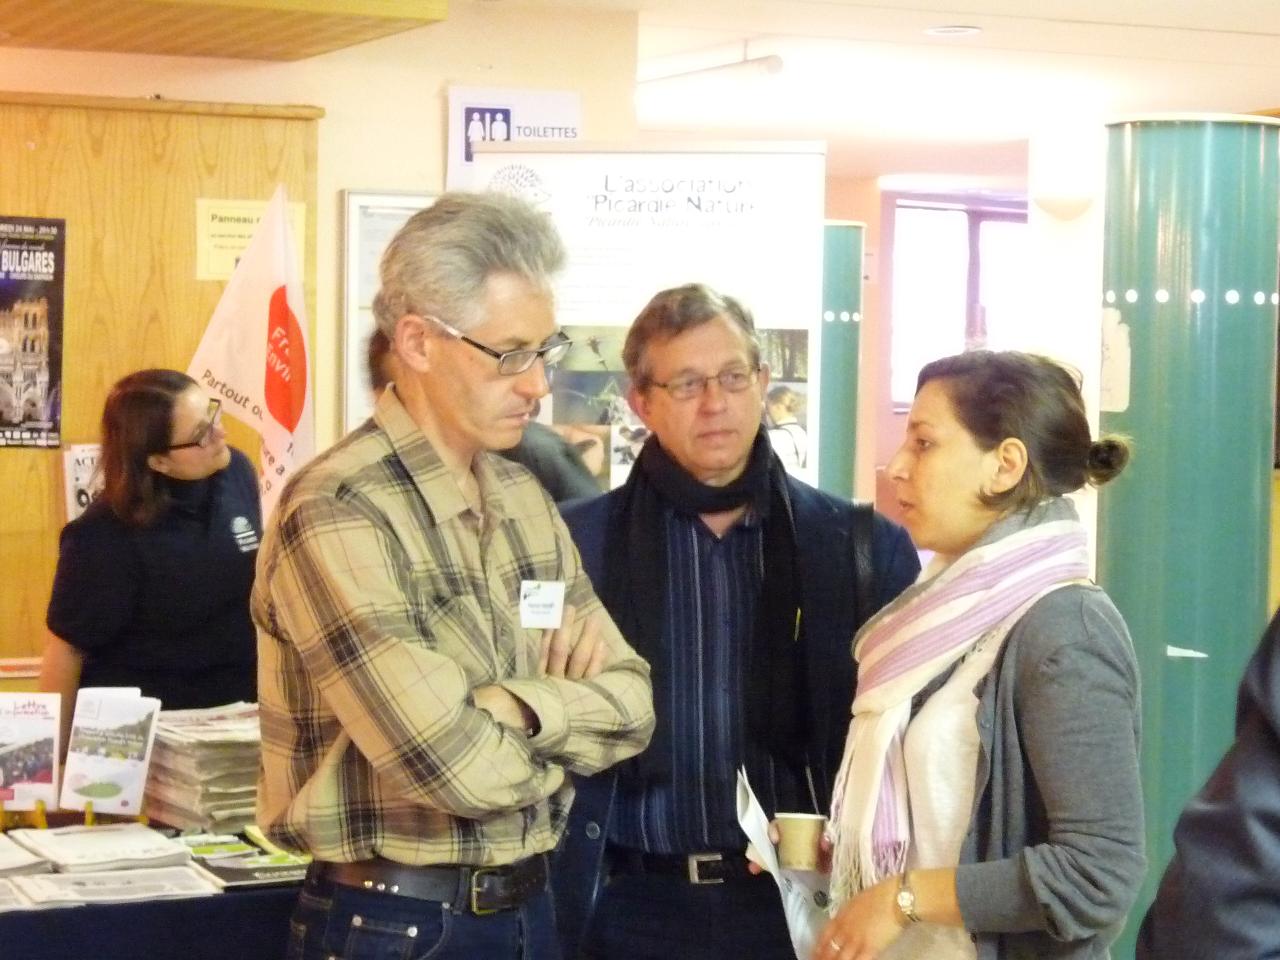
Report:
342,192,435,433
458,142,826,487
62,442,104,522
0,216,65,447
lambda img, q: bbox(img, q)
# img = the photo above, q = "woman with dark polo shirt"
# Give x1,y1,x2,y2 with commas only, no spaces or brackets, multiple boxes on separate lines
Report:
40,369,261,733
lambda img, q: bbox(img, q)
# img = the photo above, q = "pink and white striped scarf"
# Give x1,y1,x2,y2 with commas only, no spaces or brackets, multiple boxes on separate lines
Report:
826,511,1091,905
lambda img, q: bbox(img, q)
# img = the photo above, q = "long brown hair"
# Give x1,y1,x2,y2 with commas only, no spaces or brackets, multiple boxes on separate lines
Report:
99,369,197,527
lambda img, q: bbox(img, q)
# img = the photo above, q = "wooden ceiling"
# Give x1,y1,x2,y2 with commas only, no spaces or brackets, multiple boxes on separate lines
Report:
0,0,447,62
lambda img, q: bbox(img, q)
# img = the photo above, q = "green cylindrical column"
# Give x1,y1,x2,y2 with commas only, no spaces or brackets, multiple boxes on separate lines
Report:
817,221,864,498
1098,116,1280,954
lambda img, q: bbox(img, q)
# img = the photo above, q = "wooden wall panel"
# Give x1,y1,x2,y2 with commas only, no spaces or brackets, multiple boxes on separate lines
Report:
0,93,318,658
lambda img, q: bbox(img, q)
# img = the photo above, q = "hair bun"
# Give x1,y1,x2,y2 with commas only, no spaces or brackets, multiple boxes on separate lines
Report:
1086,434,1131,486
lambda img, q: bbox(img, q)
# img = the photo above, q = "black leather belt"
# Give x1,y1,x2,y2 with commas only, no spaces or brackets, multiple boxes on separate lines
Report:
308,855,547,915
611,847,756,885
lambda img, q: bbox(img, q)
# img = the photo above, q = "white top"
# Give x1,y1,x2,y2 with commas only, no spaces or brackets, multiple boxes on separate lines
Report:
877,630,1003,960
767,421,808,470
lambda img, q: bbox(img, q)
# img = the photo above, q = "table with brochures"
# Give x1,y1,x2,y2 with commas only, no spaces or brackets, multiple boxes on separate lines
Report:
7,884,297,960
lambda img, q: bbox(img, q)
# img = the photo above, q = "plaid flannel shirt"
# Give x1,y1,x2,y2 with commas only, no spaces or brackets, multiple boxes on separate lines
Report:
253,388,654,866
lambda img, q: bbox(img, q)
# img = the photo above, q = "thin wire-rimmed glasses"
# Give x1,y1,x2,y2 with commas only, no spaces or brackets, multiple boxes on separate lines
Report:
647,366,761,402
427,316,573,375
168,398,222,451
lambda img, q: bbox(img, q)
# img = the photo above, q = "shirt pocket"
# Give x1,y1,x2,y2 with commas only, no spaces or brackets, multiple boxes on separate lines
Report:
412,582,501,682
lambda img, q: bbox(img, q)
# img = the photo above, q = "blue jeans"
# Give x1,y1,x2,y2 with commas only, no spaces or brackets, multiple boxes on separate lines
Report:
286,877,563,960
582,871,794,960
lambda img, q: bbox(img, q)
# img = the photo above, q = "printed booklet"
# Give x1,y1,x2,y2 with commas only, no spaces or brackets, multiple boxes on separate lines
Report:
59,688,161,815
191,850,309,889
0,693,60,812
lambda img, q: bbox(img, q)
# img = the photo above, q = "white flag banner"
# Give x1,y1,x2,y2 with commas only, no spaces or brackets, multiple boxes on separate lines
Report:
187,185,313,519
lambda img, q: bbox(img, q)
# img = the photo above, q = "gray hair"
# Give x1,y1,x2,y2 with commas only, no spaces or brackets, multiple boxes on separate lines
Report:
371,191,567,336
622,283,761,385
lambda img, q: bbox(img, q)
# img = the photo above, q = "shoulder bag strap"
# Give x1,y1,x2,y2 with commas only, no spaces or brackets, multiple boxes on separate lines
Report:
852,499,875,628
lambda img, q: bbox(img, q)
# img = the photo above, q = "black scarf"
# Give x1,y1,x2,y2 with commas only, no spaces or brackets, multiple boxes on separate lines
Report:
602,431,810,785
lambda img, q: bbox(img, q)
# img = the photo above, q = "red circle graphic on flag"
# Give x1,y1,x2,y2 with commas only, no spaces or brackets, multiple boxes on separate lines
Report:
265,285,307,432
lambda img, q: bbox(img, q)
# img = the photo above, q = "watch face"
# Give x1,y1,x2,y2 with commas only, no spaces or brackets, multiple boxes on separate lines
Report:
896,886,918,921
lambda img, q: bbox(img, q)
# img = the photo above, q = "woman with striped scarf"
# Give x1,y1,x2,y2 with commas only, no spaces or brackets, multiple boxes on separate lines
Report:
816,352,1144,960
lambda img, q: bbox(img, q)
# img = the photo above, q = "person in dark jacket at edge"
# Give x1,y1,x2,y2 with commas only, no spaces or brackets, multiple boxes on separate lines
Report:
553,282,919,959
1138,604,1280,960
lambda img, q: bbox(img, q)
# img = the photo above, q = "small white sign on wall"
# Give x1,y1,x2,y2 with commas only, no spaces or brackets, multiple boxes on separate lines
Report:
195,198,306,282
446,86,581,190
1100,307,1131,413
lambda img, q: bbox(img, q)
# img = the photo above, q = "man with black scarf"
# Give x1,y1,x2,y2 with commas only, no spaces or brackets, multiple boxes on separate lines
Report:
552,284,919,959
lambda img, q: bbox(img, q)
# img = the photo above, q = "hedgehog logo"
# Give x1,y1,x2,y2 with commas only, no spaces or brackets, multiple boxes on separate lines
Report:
488,164,551,206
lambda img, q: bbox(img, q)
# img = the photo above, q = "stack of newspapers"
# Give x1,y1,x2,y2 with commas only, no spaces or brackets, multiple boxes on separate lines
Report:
0,822,220,910
0,832,52,878
144,702,260,833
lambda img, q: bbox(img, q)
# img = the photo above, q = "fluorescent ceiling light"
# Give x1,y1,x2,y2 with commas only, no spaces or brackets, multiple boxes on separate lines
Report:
639,54,784,86
924,25,982,37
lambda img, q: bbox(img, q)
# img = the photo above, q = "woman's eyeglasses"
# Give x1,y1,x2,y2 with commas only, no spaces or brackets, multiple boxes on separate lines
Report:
168,399,223,451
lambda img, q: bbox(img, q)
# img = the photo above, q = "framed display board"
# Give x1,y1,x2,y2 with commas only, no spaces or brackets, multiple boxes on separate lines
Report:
342,190,434,432
457,141,825,488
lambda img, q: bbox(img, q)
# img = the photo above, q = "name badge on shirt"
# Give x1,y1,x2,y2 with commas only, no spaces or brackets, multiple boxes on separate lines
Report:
519,580,565,629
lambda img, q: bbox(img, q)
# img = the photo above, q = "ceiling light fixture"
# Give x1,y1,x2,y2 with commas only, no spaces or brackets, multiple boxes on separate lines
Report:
640,54,784,86
924,25,982,37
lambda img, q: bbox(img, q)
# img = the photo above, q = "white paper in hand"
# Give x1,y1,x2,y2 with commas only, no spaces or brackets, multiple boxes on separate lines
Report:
737,767,831,960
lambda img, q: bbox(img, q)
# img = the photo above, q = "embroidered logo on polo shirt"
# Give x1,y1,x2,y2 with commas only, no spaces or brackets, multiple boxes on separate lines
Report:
231,516,260,553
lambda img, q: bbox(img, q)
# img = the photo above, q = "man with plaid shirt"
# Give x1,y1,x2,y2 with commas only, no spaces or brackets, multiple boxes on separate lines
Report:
253,192,654,960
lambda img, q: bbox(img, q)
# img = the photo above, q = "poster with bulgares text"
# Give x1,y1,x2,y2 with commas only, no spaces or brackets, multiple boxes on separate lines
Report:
0,216,64,447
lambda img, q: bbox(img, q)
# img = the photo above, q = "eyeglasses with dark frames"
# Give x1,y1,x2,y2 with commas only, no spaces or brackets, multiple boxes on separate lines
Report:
168,398,222,451
646,366,761,402
427,316,573,376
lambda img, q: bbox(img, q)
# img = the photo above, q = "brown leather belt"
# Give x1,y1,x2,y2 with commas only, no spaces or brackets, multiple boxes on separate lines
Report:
308,855,547,915
611,847,757,885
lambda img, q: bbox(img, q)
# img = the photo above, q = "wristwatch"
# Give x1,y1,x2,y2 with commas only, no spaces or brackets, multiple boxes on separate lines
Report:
895,871,922,925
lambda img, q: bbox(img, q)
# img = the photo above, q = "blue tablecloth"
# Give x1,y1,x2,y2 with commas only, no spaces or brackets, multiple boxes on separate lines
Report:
9,883,297,960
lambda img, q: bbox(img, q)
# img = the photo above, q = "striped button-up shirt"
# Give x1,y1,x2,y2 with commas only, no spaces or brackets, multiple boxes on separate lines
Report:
253,389,654,866
611,507,808,853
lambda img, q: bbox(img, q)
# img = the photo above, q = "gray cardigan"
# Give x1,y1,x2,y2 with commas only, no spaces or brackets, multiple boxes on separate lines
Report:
945,500,1145,959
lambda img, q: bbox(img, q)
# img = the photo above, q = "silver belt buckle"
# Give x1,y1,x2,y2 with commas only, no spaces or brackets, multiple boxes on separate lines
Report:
686,852,723,885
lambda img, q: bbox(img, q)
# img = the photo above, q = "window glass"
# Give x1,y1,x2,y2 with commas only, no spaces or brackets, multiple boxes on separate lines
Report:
890,203,1027,405
890,206,968,404
978,218,1030,351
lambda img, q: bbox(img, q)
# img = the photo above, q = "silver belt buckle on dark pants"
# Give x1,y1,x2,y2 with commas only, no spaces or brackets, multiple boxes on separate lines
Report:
687,852,724,884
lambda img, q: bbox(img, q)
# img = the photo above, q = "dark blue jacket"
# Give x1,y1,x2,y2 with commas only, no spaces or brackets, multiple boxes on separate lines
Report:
553,477,919,958
1137,607,1280,960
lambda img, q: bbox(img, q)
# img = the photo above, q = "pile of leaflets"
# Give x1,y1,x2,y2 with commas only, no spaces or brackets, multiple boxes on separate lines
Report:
177,831,309,889
0,822,220,910
144,702,260,833
7,822,191,872
1,865,221,909
0,832,51,877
